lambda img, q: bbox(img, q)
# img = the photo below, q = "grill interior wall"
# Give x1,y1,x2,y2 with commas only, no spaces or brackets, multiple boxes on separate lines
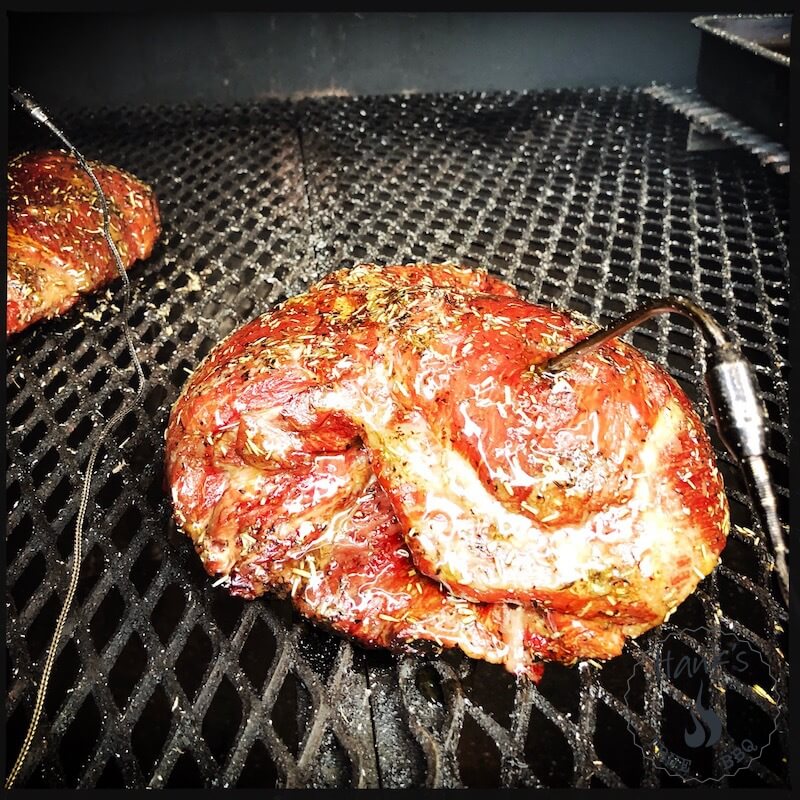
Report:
5,90,790,788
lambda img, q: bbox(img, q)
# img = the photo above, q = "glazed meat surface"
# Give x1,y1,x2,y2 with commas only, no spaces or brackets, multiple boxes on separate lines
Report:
165,264,729,679
7,149,160,335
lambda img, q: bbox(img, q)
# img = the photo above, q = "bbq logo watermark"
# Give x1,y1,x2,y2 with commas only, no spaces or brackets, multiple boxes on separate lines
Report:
624,626,779,783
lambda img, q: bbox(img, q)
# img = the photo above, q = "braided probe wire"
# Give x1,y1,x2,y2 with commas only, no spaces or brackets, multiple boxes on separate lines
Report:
6,90,146,789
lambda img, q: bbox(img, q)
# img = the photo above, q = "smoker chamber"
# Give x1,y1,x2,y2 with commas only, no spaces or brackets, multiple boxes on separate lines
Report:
5,89,790,788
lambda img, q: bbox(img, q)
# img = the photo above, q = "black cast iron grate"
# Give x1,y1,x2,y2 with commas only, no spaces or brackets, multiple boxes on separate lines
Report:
6,88,789,788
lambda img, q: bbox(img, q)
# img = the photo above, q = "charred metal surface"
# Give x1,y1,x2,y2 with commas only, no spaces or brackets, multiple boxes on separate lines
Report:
6,89,789,787
693,14,790,145
646,85,789,175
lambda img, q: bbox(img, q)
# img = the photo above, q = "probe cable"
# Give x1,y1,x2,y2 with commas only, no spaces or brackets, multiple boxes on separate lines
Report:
6,89,146,789
541,296,789,608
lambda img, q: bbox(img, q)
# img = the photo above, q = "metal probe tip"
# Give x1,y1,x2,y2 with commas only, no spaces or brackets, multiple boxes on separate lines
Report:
541,295,728,373
542,296,789,608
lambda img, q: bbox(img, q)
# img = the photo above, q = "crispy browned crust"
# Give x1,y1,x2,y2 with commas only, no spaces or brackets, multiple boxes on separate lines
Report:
7,149,160,335
165,264,729,679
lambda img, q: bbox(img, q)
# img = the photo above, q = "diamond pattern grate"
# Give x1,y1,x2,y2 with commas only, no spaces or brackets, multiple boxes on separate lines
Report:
6,88,789,787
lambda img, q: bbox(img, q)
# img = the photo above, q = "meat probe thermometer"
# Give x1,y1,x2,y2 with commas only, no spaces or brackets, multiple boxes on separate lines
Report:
539,296,789,608
6,88,146,789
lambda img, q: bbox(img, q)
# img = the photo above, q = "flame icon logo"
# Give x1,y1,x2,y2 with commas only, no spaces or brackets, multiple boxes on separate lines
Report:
684,686,722,748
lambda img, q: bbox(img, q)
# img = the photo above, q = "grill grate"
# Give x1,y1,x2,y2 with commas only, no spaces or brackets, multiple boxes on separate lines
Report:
6,88,789,788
